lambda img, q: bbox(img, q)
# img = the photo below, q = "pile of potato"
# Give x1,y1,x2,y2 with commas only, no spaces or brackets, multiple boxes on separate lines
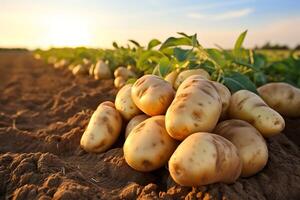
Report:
113,66,137,89
80,68,300,187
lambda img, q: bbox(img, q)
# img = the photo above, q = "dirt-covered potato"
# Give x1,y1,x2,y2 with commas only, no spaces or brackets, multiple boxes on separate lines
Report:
212,82,231,119
258,82,300,117
174,69,210,89
94,60,112,80
165,70,178,87
114,76,126,89
166,75,222,140
124,116,177,172
114,66,136,79
115,84,142,120
214,120,268,177
229,90,285,137
132,75,175,116
125,114,149,138
80,101,122,153
169,132,242,186
72,64,88,75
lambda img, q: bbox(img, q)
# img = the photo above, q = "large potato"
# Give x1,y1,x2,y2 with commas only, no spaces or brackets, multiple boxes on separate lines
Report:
132,75,175,116
214,120,268,177
80,101,122,153
114,66,136,79
229,90,285,137
166,75,222,140
174,69,210,89
114,76,126,89
258,82,300,117
169,132,242,186
165,70,178,87
94,60,112,80
125,114,149,138
212,82,231,119
115,84,142,120
124,116,177,172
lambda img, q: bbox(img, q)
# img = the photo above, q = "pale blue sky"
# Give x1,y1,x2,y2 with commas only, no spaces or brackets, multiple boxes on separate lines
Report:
0,0,299,49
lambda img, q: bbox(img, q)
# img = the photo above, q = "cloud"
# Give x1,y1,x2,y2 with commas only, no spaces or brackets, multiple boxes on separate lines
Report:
187,8,254,21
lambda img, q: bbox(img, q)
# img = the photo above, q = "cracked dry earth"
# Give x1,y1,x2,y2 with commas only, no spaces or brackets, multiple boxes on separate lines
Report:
0,52,299,200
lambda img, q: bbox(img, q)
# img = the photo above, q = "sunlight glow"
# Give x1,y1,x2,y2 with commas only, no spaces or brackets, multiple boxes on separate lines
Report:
40,14,92,47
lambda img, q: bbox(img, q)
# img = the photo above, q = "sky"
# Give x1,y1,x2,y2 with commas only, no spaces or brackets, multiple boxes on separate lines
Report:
0,0,299,49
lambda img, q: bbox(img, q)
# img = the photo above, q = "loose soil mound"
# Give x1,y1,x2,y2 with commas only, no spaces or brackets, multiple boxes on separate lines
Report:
0,52,299,200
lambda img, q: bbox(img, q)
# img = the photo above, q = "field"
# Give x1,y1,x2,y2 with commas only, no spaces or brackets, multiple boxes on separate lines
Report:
0,49,299,199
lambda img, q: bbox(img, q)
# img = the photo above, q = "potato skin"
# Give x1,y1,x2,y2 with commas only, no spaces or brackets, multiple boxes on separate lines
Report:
80,101,122,153
115,84,142,121
169,132,242,186
258,82,300,117
94,60,112,80
212,82,231,119
125,114,149,138
132,75,175,116
229,90,285,137
166,75,222,140
114,76,126,89
174,69,210,89
124,116,177,172
114,66,136,79
165,70,178,87
214,119,268,177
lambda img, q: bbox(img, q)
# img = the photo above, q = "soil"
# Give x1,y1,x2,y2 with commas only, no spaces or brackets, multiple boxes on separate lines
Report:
0,52,299,200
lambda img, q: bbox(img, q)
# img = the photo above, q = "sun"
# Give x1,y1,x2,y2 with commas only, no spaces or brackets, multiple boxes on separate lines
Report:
42,14,92,47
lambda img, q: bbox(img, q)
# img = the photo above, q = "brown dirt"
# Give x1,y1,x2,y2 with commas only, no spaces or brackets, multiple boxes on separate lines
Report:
0,52,299,200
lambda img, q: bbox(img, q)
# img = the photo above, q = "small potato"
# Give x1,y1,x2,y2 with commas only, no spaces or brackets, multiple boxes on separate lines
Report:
124,116,177,172
114,76,126,89
166,75,222,140
229,90,285,137
132,75,175,116
165,70,178,87
54,59,69,69
214,120,268,177
115,84,142,120
169,132,242,186
258,82,300,117
114,66,136,79
212,82,231,119
80,101,122,153
174,69,210,89
94,60,112,80
72,64,88,75
125,114,149,138
89,64,95,76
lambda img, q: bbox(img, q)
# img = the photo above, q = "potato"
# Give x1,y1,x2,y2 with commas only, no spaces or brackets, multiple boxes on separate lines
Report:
89,64,95,76
165,75,222,140
94,60,112,80
115,84,142,120
165,70,178,87
80,101,122,153
228,90,285,137
72,64,88,75
54,59,69,69
174,69,210,89
124,116,177,172
114,66,136,79
132,75,175,116
169,132,242,186
212,82,231,119
125,114,149,138
214,120,268,177
114,76,126,89
258,82,300,117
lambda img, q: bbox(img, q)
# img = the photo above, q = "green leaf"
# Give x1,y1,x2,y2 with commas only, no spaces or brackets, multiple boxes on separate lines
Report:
129,40,141,48
158,57,172,77
253,54,267,69
127,78,137,84
159,37,192,50
253,71,267,86
206,49,227,67
112,42,119,49
173,47,191,62
234,30,247,58
222,71,257,93
147,39,161,50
